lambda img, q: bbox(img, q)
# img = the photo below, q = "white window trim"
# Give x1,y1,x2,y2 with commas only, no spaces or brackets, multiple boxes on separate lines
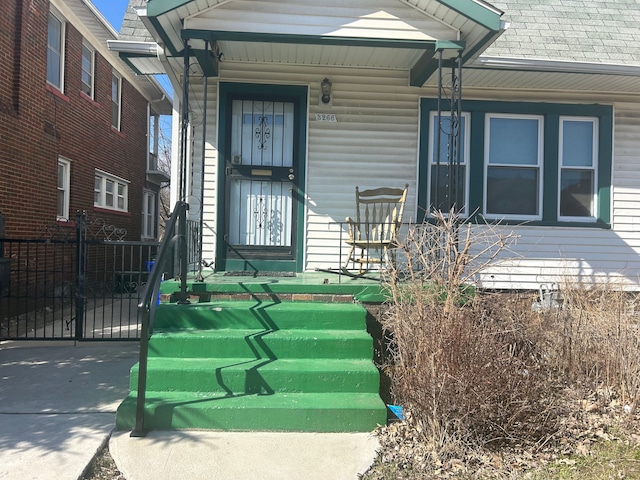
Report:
558,116,599,223
57,157,71,221
427,111,471,216
142,189,157,240
47,10,65,92
111,72,122,130
94,169,129,212
483,113,544,221
81,40,95,99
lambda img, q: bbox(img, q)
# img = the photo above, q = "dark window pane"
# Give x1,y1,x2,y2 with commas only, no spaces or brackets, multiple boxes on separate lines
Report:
487,167,539,215
432,115,466,164
560,170,594,217
430,165,465,212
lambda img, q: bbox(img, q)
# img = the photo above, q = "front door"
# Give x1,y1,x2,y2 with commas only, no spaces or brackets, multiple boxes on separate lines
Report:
219,85,306,272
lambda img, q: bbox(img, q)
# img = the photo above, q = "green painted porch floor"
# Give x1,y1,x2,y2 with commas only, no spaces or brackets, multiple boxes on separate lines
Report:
116,300,387,432
160,271,390,303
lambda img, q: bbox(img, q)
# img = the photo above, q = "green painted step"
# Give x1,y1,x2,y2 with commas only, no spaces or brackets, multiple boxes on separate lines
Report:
117,301,387,432
153,301,367,331
148,329,374,359
130,357,380,394
116,391,387,432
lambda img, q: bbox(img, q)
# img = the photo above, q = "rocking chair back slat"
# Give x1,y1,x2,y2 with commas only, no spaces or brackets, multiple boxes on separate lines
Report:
344,184,409,273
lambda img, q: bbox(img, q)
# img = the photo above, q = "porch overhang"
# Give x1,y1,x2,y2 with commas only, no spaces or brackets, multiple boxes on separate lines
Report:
137,0,505,87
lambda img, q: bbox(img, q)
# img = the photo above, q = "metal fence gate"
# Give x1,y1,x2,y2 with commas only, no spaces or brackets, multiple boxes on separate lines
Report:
0,212,161,341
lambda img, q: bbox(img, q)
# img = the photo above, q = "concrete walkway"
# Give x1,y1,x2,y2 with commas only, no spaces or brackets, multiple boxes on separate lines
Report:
111,430,379,480
0,340,139,480
0,340,381,480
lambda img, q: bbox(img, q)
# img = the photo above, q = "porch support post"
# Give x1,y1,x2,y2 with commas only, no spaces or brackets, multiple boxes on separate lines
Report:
434,50,443,212
454,50,463,210
434,47,464,213
195,41,208,282
179,39,190,203
448,50,463,211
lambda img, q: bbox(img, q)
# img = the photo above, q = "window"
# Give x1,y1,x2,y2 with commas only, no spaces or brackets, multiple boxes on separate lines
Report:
47,11,65,91
418,99,613,226
81,40,94,98
148,114,159,170
142,190,157,239
559,117,598,221
57,157,70,221
94,170,128,212
428,112,470,215
111,72,121,130
484,114,543,220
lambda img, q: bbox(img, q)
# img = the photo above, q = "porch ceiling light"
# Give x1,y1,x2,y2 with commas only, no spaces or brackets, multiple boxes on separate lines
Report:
320,78,332,104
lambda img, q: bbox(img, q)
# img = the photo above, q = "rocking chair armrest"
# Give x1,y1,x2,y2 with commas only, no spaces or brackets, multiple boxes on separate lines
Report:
345,216,357,239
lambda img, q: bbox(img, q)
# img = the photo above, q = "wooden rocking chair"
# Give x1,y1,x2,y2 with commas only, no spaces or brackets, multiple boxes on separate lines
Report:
344,184,409,273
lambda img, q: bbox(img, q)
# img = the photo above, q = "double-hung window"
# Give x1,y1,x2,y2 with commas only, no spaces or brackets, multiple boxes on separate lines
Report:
94,170,128,212
428,112,470,215
142,190,157,239
57,157,70,221
418,99,612,226
47,11,65,91
484,114,543,220
559,117,598,221
111,72,121,130
81,40,94,98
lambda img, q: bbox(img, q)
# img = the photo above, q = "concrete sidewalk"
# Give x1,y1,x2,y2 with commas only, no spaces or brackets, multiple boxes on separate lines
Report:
0,340,381,480
0,340,139,480
111,430,380,480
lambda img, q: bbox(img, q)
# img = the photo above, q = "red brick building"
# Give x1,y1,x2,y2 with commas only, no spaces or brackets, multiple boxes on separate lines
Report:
0,0,171,240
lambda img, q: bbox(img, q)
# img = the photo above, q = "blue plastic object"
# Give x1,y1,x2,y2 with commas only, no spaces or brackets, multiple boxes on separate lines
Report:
387,404,404,420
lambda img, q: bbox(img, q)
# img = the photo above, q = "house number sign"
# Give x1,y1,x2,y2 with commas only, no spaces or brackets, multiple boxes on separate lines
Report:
315,113,337,122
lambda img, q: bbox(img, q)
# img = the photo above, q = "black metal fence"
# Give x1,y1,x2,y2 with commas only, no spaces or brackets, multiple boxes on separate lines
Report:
0,212,161,341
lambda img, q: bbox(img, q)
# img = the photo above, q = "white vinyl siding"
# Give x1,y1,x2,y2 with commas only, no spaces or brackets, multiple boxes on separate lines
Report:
47,11,65,91
191,65,418,272
185,62,640,289
475,104,640,290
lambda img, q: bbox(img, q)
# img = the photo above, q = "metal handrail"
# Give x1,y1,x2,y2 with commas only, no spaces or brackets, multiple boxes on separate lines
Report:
131,200,189,437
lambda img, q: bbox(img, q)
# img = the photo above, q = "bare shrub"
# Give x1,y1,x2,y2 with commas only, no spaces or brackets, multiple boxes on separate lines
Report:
536,283,640,412
382,212,560,454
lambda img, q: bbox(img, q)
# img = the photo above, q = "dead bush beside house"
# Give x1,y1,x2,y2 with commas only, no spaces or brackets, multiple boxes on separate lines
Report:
375,211,640,476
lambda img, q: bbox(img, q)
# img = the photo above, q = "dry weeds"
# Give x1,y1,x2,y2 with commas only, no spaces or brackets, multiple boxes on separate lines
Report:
363,212,640,479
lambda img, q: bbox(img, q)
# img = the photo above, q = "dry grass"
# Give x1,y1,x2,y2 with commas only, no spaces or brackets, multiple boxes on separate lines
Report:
366,212,640,478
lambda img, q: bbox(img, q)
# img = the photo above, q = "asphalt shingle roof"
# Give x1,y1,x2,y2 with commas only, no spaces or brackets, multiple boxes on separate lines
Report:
117,0,640,68
486,0,640,66
119,0,154,42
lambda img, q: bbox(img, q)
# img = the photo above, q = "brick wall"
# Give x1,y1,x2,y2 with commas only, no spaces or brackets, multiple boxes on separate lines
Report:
0,0,155,240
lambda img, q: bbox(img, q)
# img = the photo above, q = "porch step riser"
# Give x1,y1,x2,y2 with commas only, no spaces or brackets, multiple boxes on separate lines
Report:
148,331,373,359
116,392,387,432
130,359,380,394
117,301,387,432
153,301,367,331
